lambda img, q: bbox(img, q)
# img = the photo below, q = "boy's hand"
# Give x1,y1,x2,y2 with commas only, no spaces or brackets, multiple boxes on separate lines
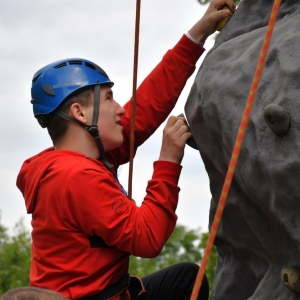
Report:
159,116,192,164
188,0,236,45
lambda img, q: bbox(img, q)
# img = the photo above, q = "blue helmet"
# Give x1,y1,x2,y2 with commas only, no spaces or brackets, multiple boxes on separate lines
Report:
31,58,115,168
31,58,114,119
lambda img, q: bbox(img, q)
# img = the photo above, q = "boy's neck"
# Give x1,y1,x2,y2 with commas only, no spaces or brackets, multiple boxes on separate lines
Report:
55,123,100,159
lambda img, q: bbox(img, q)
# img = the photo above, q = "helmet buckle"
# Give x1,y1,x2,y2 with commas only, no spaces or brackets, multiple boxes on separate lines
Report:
87,125,99,137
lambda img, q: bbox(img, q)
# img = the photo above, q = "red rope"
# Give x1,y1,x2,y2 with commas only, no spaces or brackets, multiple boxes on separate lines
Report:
190,1,282,299
128,0,141,199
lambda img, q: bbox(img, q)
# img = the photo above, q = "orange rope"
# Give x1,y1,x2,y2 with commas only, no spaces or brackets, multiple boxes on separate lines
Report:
190,1,282,299
128,0,141,199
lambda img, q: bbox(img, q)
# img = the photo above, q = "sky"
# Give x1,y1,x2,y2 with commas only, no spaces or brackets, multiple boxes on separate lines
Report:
0,0,217,234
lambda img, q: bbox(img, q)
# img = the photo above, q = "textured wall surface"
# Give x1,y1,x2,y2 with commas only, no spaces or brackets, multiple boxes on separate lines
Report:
185,0,300,299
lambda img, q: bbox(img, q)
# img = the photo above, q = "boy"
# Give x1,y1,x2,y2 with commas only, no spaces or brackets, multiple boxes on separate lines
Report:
17,1,235,299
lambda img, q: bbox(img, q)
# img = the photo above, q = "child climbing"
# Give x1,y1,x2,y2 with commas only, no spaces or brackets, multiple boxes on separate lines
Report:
17,1,235,299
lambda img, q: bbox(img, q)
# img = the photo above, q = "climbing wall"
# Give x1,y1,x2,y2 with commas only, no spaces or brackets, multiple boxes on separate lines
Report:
185,0,300,299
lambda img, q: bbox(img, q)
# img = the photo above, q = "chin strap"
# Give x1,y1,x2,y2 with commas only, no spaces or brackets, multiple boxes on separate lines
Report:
55,85,113,169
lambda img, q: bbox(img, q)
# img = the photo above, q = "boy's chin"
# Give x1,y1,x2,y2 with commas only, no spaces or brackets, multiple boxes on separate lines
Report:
105,139,124,152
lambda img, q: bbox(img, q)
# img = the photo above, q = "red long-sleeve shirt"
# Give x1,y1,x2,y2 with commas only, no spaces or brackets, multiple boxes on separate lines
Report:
17,35,204,299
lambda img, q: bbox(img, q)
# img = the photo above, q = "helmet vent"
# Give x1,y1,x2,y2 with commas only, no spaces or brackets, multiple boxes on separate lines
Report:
86,62,108,77
32,73,42,83
85,62,96,70
55,62,67,69
69,60,82,65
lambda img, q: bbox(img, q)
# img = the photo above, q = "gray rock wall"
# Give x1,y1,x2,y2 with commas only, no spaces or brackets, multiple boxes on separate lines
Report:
185,0,300,299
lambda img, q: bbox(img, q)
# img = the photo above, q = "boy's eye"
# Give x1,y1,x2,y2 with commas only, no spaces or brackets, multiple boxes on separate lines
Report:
105,91,113,101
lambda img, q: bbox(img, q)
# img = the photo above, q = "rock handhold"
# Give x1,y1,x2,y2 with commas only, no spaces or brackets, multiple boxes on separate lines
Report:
263,104,290,135
216,5,233,31
281,267,300,296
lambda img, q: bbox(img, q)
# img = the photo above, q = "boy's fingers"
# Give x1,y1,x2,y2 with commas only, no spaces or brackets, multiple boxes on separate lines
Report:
165,115,178,128
165,116,185,131
225,0,236,12
215,9,232,22
212,0,236,13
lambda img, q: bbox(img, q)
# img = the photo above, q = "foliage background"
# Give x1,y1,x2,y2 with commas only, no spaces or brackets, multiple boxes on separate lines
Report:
0,218,217,298
129,225,217,298
0,218,31,295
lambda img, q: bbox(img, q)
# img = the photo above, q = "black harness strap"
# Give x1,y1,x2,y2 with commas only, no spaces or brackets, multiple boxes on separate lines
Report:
80,275,130,300
89,236,111,248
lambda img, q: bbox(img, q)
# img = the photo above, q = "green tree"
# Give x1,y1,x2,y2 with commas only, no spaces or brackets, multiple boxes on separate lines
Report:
0,217,31,295
199,232,217,298
0,218,217,298
129,225,217,298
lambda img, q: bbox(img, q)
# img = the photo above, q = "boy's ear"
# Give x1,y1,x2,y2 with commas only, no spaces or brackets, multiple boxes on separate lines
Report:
69,103,89,124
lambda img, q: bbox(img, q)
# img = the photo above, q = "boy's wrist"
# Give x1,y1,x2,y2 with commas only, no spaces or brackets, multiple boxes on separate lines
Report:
185,31,205,47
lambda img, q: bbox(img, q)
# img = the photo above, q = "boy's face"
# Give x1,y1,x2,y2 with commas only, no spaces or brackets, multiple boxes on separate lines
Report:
96,85,126,152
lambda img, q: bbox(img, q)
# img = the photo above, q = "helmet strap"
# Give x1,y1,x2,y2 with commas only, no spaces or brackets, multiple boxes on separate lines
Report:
89,85,113,168
55,85,113,169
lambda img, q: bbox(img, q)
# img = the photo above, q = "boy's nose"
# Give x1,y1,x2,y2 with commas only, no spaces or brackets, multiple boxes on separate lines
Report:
118,106,126,116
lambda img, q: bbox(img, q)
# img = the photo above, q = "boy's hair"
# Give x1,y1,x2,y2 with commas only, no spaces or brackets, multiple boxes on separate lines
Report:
47,87,94,144
0,287,68,300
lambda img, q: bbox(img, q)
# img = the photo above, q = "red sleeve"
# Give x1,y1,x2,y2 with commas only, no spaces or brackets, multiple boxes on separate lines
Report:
107,35,205,166
66,161,182,258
